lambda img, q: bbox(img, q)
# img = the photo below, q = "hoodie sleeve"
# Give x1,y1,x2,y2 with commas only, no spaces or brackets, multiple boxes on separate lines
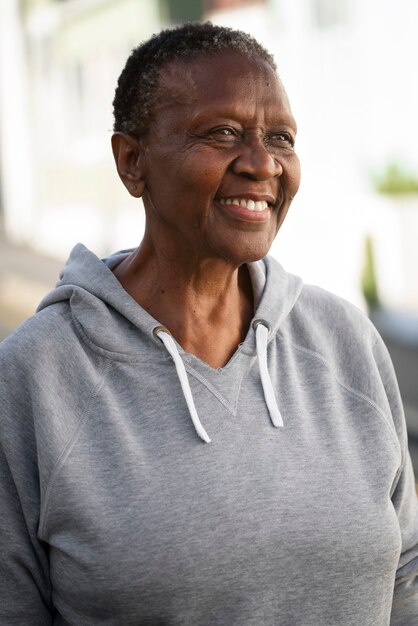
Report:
390,441,418,623
0,336,53,624
390,456,418,624
371,333,418,624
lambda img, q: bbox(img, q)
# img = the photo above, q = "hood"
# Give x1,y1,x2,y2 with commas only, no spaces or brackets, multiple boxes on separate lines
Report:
38,243,303,351
38,243,303,442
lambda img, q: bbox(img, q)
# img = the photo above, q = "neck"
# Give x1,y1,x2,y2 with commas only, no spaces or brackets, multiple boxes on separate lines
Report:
113,240,254,368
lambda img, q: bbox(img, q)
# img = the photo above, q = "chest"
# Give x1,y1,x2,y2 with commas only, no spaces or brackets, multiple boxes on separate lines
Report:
40,350,401,623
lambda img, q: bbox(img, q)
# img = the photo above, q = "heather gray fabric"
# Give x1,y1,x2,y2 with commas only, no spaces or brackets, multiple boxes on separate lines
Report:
1,242,418,624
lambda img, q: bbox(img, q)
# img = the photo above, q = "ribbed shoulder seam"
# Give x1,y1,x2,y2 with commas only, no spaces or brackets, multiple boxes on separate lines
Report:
287,339,401,455
38,358,111,537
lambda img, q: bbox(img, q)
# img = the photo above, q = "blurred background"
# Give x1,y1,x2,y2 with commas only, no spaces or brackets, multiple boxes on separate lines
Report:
0,0,417,470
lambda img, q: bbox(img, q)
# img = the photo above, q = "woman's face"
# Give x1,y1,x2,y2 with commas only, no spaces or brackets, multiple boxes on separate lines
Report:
140,51,301,265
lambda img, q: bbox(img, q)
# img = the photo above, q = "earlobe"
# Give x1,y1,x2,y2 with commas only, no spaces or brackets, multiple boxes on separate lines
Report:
111,132,146,198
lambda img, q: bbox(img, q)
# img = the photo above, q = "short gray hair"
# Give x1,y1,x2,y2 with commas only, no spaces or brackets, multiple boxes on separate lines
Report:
112,21,277,136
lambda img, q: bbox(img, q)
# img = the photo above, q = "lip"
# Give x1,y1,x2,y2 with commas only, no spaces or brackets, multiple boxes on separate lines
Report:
215,198,273,223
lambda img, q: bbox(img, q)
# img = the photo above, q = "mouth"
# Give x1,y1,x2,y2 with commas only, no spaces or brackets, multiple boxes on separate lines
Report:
215,196,276,224
218,197,271,212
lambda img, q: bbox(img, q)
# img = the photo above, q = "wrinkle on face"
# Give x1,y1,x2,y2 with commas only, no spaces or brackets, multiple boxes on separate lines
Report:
151,53,292,129
136,51,300,269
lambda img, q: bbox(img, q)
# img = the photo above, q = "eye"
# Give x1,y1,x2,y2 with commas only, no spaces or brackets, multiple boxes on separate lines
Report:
267,131,295,149
207,126,240,140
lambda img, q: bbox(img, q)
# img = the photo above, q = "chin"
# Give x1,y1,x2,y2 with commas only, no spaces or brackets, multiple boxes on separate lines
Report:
223,233,277,265
207,217,282,265
219,242,273,266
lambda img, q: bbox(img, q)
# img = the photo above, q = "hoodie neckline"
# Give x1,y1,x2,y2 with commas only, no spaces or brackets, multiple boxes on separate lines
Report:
36,243,303,442
37,243,303,363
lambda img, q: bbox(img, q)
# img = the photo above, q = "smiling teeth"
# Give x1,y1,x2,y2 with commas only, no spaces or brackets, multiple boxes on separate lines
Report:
219,198,269,211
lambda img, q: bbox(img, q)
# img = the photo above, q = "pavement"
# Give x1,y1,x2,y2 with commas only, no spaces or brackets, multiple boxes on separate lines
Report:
1,229,418,478
0,230,63,338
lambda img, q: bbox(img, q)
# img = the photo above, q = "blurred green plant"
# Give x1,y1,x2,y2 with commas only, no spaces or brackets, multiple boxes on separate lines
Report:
361,236,380,310
373,161,418,195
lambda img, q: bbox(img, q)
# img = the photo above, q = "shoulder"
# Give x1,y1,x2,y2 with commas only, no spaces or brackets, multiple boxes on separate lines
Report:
288,283,376,351
0,301,101,394
282,284,400,424
299,283,369,324
0,302,74,366
0,301,108,466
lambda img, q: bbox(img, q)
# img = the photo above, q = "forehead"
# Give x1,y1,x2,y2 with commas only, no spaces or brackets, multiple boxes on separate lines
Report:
155,51,292,121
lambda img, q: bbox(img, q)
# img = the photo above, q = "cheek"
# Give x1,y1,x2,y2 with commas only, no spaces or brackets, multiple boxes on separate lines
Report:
285,155,301,198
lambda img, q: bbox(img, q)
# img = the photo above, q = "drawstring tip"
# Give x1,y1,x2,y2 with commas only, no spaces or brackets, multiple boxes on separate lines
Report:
271,410,284,428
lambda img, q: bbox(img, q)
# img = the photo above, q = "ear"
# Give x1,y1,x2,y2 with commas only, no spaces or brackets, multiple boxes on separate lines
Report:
111,132,146,198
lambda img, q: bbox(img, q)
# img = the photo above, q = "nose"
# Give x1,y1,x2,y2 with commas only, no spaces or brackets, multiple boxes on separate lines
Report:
232,138,283,181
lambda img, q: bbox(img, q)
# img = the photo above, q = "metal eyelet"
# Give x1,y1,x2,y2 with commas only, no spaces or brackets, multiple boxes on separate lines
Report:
152,325,171,340
252,318,270,332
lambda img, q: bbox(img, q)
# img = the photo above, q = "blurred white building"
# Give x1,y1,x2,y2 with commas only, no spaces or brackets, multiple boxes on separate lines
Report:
0,0,161,256
1,0,418,310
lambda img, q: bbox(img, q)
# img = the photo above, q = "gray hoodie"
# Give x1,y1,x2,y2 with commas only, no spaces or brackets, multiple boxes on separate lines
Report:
0,243,417,625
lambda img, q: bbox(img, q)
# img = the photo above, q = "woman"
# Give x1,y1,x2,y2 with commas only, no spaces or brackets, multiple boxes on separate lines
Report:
0,22,417,624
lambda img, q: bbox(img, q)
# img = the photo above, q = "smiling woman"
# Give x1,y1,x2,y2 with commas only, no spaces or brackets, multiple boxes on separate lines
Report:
0,22,417,625
111,47,300,368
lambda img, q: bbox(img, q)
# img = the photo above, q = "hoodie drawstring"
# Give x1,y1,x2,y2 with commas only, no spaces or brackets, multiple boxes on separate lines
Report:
156,329,211,443
155,320,282,442
254,322,283,428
